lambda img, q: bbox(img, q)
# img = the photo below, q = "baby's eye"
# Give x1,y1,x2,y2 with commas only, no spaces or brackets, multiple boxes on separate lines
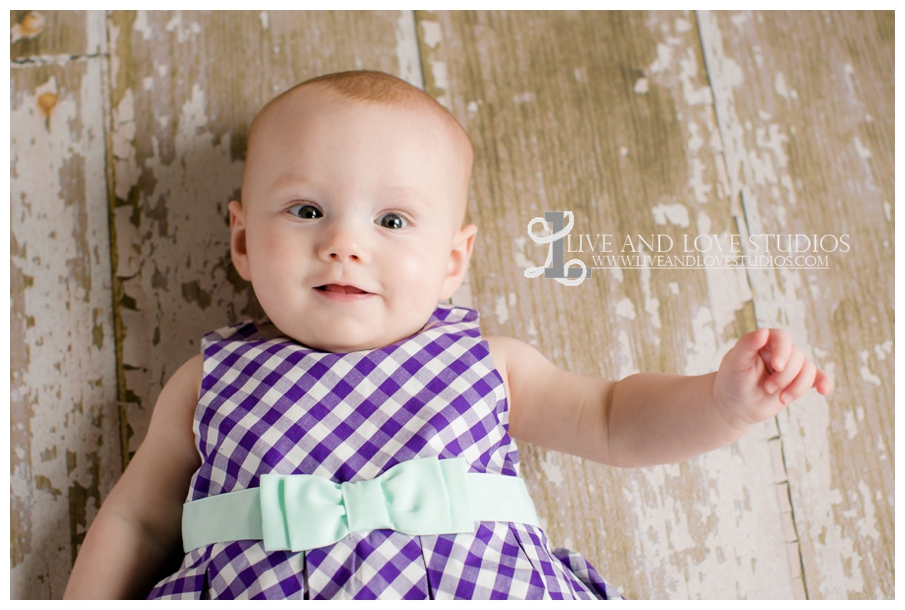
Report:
376,213,408,230
288,203,322,220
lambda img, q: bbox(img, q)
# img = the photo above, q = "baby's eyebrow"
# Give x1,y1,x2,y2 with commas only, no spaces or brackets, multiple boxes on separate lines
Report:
269,174,315,194
382,185,429,206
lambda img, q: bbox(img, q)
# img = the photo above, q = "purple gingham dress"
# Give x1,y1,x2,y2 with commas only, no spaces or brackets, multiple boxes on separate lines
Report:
148,304,619,599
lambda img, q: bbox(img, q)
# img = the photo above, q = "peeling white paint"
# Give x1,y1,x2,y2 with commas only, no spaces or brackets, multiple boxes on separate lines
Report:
112,88,138,201
539,451,564,485
651,203,690,228
116,79,246,448
873,340,892,361
756,124,789,168
678,47,713,105
639,265,662,332
683,307,717,375
526,319,538,346
420,20,442,49
11,11,45,44
615,297,637,320
394,11,424,90
133,10,153,40
11,60,120,598
513,237,537,270
259,11,269,31
648,43,674,74
634,78,649,94
752,45,764,68
697,11,885,597
689,158,712,203
163,11,200,43
858,350,881,386
843,62,856,95
774,72,789,99
687,121,704,152
729,13,748,28
856,481,880,542
675,17,692,33
853,136,872,160
429,60,450,108
615,330,639,380
494,295,509,325
843,410,858,440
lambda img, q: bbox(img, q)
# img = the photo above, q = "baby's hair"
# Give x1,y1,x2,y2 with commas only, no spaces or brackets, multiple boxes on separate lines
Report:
290,70,464,132
301,70,433,107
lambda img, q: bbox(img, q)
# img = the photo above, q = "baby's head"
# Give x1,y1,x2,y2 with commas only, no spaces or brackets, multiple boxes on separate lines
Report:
228,71,478,352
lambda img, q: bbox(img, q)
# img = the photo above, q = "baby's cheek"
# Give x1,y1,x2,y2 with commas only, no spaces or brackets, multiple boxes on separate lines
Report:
394,243,440,277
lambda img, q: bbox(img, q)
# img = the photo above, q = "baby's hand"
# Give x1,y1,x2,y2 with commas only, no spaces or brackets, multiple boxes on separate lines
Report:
712,328,833,430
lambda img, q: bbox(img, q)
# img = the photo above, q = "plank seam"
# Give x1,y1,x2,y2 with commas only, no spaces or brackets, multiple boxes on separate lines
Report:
97,10,131,474
409,10,428,92
774,419,809,597
10,52,109,67
693,10,809,600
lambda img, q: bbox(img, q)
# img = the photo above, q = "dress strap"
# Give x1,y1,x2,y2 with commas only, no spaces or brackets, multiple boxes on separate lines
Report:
182,457,539,553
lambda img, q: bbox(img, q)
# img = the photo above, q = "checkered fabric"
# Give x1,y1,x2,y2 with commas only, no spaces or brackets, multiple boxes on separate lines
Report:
148,304,620,599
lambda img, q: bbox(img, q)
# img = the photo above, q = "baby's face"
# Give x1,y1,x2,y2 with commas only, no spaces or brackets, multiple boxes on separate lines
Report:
230,89,475,352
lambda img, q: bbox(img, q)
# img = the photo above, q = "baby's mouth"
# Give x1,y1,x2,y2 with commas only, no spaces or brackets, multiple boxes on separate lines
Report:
316,284,368,295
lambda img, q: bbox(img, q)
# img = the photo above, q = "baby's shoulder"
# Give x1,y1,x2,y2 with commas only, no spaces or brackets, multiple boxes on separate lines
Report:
163,353,204,406
485,335,540,381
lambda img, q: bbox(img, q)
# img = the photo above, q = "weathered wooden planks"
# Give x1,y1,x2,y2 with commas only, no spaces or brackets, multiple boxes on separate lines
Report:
417,10,805,598
698,10,894,599
105,10,422,458
10,11,119,599
9,10,893,600
10,10,102,61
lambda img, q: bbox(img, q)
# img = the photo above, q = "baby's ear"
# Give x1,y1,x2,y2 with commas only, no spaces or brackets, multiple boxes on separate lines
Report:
228,200,251,281
440,224,478,300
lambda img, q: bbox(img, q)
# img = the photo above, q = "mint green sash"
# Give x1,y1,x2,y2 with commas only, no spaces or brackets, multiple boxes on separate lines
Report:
182,457,539,553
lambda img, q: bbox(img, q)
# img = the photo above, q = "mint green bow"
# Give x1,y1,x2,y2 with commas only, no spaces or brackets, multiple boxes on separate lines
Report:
259,457,475,552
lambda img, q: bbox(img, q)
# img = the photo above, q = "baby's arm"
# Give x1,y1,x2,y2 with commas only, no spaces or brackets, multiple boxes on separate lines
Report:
63,354,203,599
490,328,832,467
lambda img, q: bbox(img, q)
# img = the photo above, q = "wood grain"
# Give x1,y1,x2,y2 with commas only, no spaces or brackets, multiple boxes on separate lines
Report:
105,10,422,457
698,10,894,599
10,51,120,599
10,10,102,62
9,9,893,600
417,10,804,598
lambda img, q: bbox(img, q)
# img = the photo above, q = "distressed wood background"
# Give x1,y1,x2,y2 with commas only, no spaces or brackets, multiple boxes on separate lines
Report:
10,10,894,599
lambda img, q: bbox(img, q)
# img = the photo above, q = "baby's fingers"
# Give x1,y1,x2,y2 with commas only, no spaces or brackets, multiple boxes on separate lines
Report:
814,368,834,396
764,347,804,394
779,359,817,406
763,328,793,372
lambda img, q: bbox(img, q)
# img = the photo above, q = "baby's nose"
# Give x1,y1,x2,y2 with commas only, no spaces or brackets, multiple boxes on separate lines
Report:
318,226,367,263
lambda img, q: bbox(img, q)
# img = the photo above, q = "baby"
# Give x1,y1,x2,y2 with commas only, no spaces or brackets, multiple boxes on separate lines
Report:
64,71,832,600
